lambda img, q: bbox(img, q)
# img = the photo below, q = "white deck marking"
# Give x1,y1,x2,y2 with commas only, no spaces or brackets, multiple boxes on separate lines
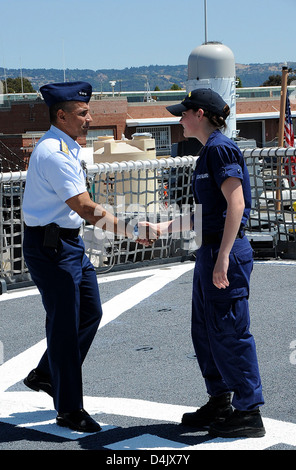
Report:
0,263,194,392
0,266,166,302
1,261,296,449
0,392,296,449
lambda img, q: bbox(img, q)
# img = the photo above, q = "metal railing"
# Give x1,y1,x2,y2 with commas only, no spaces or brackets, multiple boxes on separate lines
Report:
245,147,296,256
1,148,296,288
82,156,197,274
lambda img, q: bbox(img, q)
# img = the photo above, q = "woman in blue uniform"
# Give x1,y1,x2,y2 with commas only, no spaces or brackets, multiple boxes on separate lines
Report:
161,89,265,438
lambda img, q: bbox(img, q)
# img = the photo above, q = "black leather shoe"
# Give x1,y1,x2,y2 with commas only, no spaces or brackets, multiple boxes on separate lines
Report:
56,409,101,433
23,369,53,397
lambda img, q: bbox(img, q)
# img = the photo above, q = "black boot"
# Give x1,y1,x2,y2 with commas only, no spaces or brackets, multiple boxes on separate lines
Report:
209,408,266,438
181,393,233,429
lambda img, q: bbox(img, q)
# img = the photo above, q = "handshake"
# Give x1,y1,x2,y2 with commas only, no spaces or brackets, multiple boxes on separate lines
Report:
124,213,193,247
93,204,193,247
127,221,161,247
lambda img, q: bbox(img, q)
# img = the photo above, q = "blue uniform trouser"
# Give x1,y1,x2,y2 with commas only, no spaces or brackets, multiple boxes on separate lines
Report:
23,228,103,413
192,236,264,411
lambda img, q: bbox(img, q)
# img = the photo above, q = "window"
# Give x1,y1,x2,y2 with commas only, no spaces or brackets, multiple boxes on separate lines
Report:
86,129,114,147
136,126,171,156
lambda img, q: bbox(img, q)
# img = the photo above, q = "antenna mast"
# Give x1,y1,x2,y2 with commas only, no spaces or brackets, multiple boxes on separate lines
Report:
204,0,208,43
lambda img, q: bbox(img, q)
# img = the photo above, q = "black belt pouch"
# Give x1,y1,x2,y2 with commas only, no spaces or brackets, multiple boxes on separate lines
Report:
43,223,60,248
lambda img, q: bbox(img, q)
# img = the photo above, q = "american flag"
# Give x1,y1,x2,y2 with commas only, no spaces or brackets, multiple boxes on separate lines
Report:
284,92,296,186
284,92,294,147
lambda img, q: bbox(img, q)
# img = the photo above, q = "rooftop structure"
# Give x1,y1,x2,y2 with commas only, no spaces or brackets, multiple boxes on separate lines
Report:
1,83,295,171
2,84,296,104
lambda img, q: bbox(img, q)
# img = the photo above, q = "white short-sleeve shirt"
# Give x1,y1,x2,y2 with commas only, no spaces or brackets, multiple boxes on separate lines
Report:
23,125,87,228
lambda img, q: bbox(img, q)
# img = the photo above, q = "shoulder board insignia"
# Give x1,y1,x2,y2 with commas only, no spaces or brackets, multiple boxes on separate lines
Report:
60,139,69,155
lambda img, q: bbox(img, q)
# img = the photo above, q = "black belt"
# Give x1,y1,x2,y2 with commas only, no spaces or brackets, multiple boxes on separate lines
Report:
202,230,245,245
24,223,80,239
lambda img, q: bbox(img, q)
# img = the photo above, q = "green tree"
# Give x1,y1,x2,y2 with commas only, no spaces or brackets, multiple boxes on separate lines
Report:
236,77,243,88
262,70,296,87
1,77,36,93
262,74,282,86
170,83,182,90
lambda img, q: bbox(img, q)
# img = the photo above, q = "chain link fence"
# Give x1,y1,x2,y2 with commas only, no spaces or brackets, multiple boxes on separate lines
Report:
1,148,296,289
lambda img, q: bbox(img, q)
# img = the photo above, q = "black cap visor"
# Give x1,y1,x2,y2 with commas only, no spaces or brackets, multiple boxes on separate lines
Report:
166,103,188,117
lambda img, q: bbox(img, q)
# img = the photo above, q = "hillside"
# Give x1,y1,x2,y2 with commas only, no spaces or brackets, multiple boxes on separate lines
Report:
235,62,296,87
1,62,296,92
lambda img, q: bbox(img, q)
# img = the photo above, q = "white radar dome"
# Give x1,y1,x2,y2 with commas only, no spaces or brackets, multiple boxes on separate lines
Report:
188,42,235,80
186,42,237,139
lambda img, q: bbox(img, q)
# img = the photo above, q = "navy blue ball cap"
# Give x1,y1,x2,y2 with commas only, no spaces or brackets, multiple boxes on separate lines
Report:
166,88,229,118
40,81,92,107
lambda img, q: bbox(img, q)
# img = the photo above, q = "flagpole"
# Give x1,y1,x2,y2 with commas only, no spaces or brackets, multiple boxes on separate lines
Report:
276,66,289,211
278,66,288,147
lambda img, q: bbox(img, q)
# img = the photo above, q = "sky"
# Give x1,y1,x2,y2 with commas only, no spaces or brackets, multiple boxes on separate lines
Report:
0,0,295,71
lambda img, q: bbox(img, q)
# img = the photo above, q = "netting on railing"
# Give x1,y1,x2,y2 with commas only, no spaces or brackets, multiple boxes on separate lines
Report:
82,156,197,272
246,147,296,247
0,177,27,283
1,148,296,284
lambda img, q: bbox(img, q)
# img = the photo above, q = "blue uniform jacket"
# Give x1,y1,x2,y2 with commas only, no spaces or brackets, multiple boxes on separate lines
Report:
192,129,252,235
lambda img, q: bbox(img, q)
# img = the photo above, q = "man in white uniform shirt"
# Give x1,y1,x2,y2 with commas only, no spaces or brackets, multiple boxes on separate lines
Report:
22,81,157,433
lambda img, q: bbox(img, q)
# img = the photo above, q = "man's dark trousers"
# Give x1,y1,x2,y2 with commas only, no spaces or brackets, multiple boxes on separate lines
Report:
23,228,103,413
